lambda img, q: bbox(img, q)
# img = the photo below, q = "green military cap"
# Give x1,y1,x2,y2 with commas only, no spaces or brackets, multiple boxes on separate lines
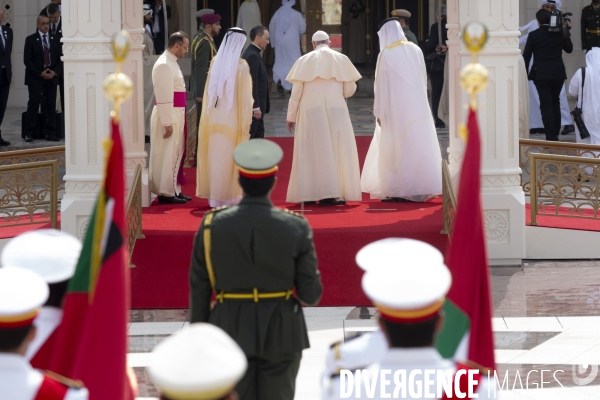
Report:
234,139,283,179
195,8,215,18
392,9,411,18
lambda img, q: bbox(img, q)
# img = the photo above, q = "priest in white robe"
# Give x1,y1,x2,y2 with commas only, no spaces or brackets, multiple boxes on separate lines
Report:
150,32,189,204
269,0,306,91
196,28,253,207
236,0,262,50
520,0,574,135
143,4,158,142
361,18,441,202
286,30,362,205
568,48,600,145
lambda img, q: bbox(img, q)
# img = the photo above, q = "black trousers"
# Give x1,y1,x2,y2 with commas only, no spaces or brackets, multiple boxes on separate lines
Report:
534,79,564,141
153,33,165,54
429,70,444,122
236,352,301,400
250,115,265,139
26,80,57,137
0,68,10,130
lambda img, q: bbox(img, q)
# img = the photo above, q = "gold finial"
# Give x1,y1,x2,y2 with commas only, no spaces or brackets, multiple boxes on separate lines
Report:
460,21,489,110
103,31,133,122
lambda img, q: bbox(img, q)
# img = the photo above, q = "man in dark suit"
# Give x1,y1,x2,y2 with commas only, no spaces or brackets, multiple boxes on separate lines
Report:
0,9,12,146
242,26,270,139
150,0,171,54
424,6,448,129
46,4,64,120
23,15,62,142
523,8,573,141
39,0,61,16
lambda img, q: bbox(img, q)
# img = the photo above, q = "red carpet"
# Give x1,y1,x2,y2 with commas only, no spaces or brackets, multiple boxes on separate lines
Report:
526,204,600,231
132,136,449,308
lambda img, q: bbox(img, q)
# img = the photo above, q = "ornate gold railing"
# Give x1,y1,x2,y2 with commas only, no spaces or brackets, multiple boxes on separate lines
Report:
0,146,66,204
520,139,600,197
184,105,197,168
529,153,599,225
441,160,457,239
0,161,58,229
126,164,144,268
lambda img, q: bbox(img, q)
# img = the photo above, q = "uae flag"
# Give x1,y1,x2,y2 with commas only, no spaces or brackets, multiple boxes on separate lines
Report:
436,108,496,372
50,119,133,399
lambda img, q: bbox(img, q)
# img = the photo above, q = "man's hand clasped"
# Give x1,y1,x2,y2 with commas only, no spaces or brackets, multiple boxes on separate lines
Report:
163,125,174,139
41,68,56,80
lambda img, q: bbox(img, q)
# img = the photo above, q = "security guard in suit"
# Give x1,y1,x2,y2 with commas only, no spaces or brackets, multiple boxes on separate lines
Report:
582,0,600,51
189,139,323,400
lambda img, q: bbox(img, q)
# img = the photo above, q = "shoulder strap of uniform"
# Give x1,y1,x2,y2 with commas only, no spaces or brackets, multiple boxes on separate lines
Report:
35,371,85,400
283,208,305,219
202,206,228,291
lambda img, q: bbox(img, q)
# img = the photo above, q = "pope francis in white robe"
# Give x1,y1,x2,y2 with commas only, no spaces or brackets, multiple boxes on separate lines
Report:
285,30,362,205
361,19,442,202
196,28,253,207
149,43,187,200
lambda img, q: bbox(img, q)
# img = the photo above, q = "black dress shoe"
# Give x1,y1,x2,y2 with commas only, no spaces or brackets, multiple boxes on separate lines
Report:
24,135,33,143
177,193,192,201
0,137,10,146
46,135,60,142
382,197,407,202
318,198,346,206
158,195,186,204
561,125,575,135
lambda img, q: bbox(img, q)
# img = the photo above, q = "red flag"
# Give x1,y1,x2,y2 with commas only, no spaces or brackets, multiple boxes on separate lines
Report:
50,119,132,399
436,108,496,372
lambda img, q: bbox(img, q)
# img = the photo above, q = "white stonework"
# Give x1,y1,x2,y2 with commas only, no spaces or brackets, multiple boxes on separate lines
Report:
447,0,526,265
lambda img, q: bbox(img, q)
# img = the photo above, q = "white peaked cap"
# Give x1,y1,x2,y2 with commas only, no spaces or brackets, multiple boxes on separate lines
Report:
0,267,49,328
359,238,451,321
312,30,329,41
356,238,444,272
1,229,82,284
148,323,247,400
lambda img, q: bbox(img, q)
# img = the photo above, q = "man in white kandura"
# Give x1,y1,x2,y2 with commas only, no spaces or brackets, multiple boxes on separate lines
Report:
150,32,191,205
362,18,441,202
196,28,253,208
569,48,600,145
236,0,262,49
519,0,575,136
269,0,306,92
286,30,362,206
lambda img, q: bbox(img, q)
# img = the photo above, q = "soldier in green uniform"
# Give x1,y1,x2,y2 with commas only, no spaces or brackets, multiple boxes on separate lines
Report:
582,0,600,51
189,139,323,400
190,12,220,127
392,9,418,45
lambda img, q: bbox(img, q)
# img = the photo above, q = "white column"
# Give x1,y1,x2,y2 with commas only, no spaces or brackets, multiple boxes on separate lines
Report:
121,0,151,207
60,0,121,240
448,0,525,265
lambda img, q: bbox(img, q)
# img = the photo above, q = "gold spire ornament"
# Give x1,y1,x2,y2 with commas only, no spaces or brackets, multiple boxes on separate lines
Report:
103,31,133,123
460,21,489,110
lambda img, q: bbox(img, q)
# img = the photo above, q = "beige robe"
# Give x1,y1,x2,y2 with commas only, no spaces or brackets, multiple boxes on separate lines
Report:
143,30,158,138
285,45,362,203
149,51,186,197
196,59,253,206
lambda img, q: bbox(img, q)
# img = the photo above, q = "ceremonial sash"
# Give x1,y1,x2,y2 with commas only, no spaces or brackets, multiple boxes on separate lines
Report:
34,374,68,400
155,91,187,108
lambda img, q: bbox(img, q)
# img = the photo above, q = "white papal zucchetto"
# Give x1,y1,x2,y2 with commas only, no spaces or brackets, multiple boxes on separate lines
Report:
312,30,329,42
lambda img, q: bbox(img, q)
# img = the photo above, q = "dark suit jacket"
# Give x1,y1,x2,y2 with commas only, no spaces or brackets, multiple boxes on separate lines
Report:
153,3,172,34
523,25,573,81
425,18,447,55
23,30,63,86
0,26,13,83
242,44,270,114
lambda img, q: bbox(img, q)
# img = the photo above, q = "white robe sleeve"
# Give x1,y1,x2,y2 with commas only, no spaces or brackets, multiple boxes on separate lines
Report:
343,81,356,98
153,63,175,126
568,69,582,100
297,12,307,34
287,81,304,122
269,15,277,48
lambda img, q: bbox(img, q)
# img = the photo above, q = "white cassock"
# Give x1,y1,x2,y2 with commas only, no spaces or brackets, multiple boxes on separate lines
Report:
196,29,253,207
323,348,497,399
520,19,572,129
568,49,600,145
149,51,186,197
236,0,262,49
0,354,89,400
362,21,441,201
270,0,306,91
143,27,158,138
286,44,362,203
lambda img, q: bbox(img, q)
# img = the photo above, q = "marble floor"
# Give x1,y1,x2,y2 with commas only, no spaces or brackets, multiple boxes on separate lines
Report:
130,260,600,399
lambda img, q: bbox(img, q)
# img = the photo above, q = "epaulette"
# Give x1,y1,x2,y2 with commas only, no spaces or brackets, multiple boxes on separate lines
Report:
201,37,212,42
210,205,228,212
44,370,85,389
283,209,304,218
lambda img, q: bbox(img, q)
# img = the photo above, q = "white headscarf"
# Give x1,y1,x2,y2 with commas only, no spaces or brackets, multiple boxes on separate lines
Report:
586,48,600,128
541,0,561,9
378,19,407,51
206,28,247,114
